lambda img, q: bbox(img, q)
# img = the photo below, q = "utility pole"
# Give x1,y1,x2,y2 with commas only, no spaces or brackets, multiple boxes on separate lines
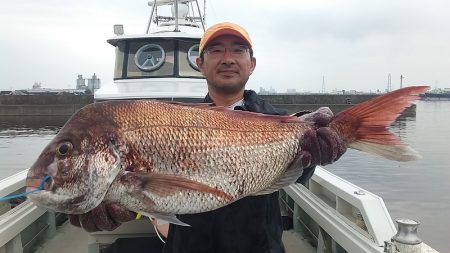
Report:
400,75,404,89
322,75,325,93
387,73,391,92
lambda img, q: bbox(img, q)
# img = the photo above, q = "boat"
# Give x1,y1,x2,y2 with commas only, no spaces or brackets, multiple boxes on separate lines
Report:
0,1,440,252
420,91,450,101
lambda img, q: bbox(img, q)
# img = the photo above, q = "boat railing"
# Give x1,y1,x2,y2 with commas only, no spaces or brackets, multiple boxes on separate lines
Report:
0,170,58,253
0,170,157,253
280,166,439,253
280,166,395,252
1,168,439,253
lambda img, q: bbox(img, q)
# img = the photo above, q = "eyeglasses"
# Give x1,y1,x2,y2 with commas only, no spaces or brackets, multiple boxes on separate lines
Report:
204,44,250,58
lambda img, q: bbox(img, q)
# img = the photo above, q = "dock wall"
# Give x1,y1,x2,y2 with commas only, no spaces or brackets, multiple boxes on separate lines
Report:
260,94,378,105
1,93,413,117
0,95,93,116
260,94,380,114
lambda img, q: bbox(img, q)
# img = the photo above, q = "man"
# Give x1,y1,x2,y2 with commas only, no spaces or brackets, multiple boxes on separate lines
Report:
70,22,345,253
160,21,347,253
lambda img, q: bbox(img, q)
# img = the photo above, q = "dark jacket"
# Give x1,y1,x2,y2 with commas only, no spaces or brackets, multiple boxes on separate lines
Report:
162,90,314,253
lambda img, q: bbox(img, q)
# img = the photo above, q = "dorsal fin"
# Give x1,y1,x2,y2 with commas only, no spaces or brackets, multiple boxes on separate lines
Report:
162,101,302,123
164,101,215,109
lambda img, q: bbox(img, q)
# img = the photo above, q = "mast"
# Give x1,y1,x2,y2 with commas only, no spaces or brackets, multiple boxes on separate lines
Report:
146,0,206,33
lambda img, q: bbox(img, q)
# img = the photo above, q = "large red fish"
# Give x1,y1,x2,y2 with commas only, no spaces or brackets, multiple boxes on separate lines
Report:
26,86,427,225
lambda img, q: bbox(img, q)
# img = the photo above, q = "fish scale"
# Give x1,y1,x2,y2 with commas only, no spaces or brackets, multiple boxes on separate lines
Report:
96,102,304,214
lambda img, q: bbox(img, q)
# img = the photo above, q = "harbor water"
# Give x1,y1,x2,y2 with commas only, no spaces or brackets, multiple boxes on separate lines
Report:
0,100,449,252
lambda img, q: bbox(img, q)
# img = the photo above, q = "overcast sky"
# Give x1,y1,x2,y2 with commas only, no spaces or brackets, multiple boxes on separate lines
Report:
1,0,449,93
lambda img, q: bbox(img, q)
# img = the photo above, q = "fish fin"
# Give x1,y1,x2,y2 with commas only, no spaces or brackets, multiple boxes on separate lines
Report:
140,211,190,226
331,86,429,161
290,110,313,117
164,100,302,123
164,101,215,109
162,101,241,113
231,111,302,123
350,141,422,162
136,172,233,201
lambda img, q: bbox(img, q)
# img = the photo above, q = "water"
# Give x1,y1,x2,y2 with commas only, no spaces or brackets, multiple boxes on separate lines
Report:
0,116,63,179
325,101,450,251
1,101,449,251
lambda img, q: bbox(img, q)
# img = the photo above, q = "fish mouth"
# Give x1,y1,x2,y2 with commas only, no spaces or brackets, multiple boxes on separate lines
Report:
26,176,53,192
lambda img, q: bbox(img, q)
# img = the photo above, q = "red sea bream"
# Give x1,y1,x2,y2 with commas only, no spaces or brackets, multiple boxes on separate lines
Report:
26,86,428,225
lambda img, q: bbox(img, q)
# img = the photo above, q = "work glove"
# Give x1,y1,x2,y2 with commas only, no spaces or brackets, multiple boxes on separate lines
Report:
295,107,347,167
68,202,136,232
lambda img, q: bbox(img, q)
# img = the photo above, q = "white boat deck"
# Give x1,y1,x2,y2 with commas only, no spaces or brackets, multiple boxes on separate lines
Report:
35,224,87,253
33,221,315,253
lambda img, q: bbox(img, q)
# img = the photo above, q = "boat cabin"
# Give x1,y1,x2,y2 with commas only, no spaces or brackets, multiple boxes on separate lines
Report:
95,0,208,101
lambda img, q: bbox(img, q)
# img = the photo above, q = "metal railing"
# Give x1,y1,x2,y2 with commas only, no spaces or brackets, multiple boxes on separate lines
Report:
280,166,439,253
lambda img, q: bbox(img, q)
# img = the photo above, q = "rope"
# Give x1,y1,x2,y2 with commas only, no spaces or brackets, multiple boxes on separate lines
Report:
0,175,51,202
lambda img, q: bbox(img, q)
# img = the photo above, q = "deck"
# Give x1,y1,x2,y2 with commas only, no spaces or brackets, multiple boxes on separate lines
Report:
34,221,315,253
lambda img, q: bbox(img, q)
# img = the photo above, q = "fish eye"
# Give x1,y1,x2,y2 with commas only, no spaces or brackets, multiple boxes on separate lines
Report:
56,142,73,156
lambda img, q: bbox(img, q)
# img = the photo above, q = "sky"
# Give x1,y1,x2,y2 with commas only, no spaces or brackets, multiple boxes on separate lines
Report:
1,0,449,93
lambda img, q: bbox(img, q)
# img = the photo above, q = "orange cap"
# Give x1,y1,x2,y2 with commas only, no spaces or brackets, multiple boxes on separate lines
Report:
199,22,252,53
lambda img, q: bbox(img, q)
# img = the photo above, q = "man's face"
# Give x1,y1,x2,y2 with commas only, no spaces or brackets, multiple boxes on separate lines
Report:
196,35,256,95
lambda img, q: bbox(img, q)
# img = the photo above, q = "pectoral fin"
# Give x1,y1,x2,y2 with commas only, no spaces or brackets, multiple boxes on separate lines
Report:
130,172,233,201
139,211,190,226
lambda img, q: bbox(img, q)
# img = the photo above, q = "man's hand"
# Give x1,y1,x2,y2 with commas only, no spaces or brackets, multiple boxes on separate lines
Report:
68,203,136,232
297,107,347,166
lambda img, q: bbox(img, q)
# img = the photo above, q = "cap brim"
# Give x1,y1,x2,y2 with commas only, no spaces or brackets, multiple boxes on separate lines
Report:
200,28,252,53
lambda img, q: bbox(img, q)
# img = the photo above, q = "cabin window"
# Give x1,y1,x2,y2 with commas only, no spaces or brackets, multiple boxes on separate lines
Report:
127,40,174,77
178,41,203,77
135,44,166,71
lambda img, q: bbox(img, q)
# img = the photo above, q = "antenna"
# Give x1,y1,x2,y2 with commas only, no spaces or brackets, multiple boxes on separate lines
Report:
146,0,205,33
400,74,404,88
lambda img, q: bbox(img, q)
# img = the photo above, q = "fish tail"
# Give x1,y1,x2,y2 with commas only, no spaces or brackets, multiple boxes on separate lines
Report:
330,86,429,162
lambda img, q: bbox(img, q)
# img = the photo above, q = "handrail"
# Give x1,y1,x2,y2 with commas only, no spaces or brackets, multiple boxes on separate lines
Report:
306,167,397,245
284,184,385,252
282,166,439,253
0,200,46,248
281,166,396,252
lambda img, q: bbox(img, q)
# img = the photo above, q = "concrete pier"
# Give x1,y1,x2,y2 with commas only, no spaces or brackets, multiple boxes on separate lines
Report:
260,94,380,114
0,95,93,116
0,93,415,117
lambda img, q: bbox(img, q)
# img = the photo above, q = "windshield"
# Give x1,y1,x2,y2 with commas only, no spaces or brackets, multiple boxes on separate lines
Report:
113,38,203,79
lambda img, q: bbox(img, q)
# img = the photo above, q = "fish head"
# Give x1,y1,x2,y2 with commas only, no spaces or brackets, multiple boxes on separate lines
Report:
26,105,122,214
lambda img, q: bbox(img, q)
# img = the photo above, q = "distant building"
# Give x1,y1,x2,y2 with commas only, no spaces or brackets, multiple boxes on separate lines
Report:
8,81,86,95
32,82,42,89
286,89,297,94
87,73,101,92
258,87,278,95
76,74,101,92
11,88,86,95
76,75,87,90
